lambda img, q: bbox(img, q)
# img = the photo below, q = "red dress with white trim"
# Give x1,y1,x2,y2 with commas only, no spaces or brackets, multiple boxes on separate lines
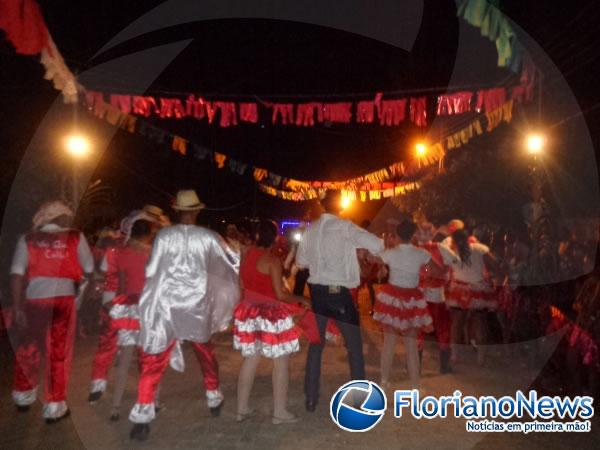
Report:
373,244,433,334
446,242,497,310
233,247,300,358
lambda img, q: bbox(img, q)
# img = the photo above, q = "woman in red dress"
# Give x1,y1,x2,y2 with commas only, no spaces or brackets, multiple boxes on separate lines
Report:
102,218,155,420
233,220,308,424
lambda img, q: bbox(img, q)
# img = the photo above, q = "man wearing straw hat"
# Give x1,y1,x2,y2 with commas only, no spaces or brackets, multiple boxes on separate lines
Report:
10,200,94,423
129,190,240,441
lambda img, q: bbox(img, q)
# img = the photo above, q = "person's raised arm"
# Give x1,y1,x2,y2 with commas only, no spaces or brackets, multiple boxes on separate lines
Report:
348,222,384,255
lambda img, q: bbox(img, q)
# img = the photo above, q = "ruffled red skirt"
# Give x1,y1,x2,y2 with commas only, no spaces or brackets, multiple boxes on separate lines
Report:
446,280,497,311
233,298,300,358
373,284,433,333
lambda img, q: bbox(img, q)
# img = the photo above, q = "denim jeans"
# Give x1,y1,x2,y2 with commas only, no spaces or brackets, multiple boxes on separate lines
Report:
304,284,365,402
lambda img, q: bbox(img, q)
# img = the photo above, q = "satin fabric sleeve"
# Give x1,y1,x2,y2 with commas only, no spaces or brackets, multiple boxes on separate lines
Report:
145,230,166,278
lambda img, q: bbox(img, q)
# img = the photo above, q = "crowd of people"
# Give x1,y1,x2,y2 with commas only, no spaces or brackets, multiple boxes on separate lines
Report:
3,188,599,442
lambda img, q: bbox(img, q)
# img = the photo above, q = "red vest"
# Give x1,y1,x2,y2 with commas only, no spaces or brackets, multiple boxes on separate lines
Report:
25,230,83,281
419,242,447,288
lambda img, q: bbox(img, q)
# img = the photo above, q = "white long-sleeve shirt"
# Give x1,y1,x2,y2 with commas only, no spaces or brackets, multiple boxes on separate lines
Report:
296,213,384,289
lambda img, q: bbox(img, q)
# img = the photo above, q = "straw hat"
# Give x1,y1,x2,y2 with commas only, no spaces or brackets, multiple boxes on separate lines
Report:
447,219,465,234
143,204,164,218
32,201,73,230
172,190,205,211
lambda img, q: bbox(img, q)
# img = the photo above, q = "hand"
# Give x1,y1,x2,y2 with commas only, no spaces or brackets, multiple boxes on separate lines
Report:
13,306,27,329
297,297,311,309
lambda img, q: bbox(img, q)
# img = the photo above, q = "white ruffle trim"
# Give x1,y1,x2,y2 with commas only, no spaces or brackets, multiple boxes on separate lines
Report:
373,311,433,332
206,389,224,408
234,315,295,334
422,287,445,304
233,336,300,358
89,379,107,394
12,387,38,406
43,401,68,419
117,329,140,346
376,292,428,310
129,403,155,424
109,304,140,321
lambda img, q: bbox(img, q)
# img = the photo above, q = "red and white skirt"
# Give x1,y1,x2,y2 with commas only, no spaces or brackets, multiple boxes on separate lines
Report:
446,280,497,311
233,299,301,358
373,284,433,333
109,294,140,346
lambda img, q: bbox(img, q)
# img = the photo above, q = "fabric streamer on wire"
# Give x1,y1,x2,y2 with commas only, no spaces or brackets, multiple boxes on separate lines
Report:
0,0,78,103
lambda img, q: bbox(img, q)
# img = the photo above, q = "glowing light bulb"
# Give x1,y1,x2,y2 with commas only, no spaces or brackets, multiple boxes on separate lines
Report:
415,143,427,157
526,134,545,155
65,134,90,158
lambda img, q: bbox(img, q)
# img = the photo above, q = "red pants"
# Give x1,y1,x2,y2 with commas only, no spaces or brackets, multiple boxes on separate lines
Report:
13,296,76,405
136,341,219,405
90,307,118,390
418,303,451,351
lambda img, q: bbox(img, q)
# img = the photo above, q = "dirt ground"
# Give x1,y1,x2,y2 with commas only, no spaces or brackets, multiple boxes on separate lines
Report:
1,292,598,450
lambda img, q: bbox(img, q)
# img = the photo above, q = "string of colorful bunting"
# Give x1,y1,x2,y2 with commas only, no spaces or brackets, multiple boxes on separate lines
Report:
85,86,516,201
84,73,532,129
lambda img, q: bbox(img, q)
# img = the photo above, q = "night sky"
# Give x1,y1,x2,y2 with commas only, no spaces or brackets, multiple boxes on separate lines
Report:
0,1,599,255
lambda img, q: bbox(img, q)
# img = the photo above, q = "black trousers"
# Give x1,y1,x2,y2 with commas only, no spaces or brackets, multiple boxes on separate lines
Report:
304,284,365,402
293,269,310,296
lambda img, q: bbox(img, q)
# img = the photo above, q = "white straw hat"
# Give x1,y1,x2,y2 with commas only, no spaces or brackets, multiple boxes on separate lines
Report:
172,190,206,211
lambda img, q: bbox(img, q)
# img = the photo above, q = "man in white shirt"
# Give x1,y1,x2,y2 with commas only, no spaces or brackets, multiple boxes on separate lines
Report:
10,201,93,423
296,190,383,412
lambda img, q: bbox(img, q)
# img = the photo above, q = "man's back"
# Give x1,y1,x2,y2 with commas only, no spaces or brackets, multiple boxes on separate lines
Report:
146,224,217,283
297,213,383,288
140,223,240,349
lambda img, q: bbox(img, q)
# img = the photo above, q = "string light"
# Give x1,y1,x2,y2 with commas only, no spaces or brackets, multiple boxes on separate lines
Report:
341,196,352,209
65,134,91,158
526,134,545,155
415,142,427,158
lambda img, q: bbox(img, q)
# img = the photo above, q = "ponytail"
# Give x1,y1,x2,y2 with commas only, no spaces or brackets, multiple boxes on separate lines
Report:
452,229,472,266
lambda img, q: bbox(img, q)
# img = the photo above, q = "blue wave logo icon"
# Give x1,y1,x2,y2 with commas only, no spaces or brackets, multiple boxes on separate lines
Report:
330,380,387,432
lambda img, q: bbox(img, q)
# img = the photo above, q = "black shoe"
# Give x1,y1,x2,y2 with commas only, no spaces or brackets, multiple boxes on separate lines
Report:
440,349,453,374
16,405,30,413
45,409,70,425
130,424,150,441
88,391,103,404
209,400,223,418
305,399,317,412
